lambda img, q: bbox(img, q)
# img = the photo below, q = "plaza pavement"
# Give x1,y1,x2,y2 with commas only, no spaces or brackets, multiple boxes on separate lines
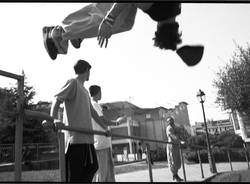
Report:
115,161,249,182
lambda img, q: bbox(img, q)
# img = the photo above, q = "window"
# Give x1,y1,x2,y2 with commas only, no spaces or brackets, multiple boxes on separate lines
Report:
146,114,151,119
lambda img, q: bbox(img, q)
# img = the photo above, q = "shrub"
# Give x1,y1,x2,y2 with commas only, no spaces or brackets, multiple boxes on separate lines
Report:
151,147,167,161
184,147,248,163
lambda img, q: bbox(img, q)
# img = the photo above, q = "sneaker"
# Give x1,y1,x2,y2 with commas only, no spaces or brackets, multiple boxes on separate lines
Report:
176,45,204,66
42,26,58,60
51,25,68,54
70,38,83,49
173,174,184,182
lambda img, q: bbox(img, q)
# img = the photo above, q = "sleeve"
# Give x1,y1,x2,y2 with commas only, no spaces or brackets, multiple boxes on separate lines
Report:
112,3,137,34
55,79,77,102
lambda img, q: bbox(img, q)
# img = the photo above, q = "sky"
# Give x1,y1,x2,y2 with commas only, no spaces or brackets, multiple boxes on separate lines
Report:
1,3,250,125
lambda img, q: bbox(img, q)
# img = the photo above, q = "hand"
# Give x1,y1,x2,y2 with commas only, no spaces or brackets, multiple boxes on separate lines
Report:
42,120,55,132
105,129,112,137
54,119,65,131
97,20,112,48
116,116,126,124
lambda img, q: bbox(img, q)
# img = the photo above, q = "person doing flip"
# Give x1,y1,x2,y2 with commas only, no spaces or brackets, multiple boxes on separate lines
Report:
43,3,204,66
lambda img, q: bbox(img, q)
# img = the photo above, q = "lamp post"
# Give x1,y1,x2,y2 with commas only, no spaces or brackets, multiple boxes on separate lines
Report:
196,89,217,174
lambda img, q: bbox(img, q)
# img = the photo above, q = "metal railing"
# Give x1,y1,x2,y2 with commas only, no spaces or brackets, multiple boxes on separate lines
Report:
54,124,188,182
1,69,249,182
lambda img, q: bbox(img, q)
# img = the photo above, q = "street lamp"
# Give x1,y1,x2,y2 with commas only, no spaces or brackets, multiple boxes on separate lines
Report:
196,89,217,174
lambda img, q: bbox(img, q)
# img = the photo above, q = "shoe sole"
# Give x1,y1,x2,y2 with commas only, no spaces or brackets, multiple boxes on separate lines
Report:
43,26,58,60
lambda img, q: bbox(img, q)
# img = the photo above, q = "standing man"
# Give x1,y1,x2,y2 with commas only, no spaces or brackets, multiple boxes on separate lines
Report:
89,85,117,182
42,59,109,182
166,116,183,182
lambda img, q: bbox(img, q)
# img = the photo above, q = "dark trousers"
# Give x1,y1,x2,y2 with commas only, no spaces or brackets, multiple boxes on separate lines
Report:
65,143,98,182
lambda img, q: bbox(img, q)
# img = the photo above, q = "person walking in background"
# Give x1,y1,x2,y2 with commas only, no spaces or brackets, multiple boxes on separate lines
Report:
42,59,109,182
89,85,117,182
165,116,183,182
138,142,143,160
43,3,203,67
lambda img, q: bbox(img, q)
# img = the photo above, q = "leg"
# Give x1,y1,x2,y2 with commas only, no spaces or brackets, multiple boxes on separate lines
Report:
85,144,99,182
62,3,137,41
62,3,114,40
66,144,98,182
106,148,116,182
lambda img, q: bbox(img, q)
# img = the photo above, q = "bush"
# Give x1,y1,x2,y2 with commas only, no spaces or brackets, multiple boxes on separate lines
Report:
151,147,167,161
184,147,248,163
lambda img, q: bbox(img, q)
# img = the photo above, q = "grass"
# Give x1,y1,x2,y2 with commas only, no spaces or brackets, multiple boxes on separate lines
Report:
0,161,168,182
208,169,250,182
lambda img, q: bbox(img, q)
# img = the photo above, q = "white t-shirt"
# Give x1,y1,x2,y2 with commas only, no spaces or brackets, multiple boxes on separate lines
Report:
91,100,112,150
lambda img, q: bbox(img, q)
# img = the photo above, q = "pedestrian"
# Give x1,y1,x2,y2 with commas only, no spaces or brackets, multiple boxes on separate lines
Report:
138,142,142,160
42,59,109,182
89,84,117,182
145,143,154,165
165,116,183,182
43,3,203,67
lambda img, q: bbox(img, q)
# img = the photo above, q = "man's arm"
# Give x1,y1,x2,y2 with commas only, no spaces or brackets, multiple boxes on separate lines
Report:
50,98,61,119
90,103,108,130
97,3,135,48
42,98,63,130
167,127,180,143
107,3,131,20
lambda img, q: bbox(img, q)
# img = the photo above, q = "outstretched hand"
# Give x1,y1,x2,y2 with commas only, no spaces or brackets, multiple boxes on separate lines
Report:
97,20,112,48
42,119,65,132
42,120,55,132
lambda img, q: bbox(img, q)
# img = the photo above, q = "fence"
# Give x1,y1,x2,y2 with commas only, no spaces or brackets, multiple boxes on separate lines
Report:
0,69,250,182
0,143,58,164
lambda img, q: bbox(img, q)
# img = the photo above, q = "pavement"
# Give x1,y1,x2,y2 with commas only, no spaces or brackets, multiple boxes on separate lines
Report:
115,161,249,182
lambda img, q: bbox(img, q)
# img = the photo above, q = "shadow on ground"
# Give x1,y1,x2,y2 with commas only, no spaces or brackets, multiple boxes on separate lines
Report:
205,169,250,182
115,161,167,175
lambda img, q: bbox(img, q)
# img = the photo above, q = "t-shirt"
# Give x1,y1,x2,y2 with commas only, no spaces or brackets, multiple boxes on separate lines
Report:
91,100,112,150
166,125,179,146
55,78,93,153
143,3,181,21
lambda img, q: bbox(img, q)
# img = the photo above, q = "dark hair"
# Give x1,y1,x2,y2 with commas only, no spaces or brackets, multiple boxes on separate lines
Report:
89,85,101,97
74,59,92,74
153,22,182,51
166,116,175,124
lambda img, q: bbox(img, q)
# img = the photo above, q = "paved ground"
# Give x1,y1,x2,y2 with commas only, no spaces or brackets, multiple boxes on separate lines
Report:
115,161,249,182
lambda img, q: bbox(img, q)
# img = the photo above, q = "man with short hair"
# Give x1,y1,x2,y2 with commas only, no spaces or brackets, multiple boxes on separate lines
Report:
89,84,117,182
166,116,183,182
42,59,108,182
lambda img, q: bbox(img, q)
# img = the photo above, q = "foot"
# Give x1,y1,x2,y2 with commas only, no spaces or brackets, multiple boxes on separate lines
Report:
42,26,58,60
50,25,68,54
173,174,184,182
70,38,83,49
176,45,204,66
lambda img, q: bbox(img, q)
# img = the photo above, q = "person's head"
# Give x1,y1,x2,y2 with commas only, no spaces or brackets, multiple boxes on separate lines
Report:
166,116,175,127
153,21,182,51
74,59,92,81
89,85,102,101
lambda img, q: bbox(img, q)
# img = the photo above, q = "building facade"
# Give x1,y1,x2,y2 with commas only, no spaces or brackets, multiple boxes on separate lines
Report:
30,100,192,156
229,110,250,146
102,101,192,155
192,119,234,136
